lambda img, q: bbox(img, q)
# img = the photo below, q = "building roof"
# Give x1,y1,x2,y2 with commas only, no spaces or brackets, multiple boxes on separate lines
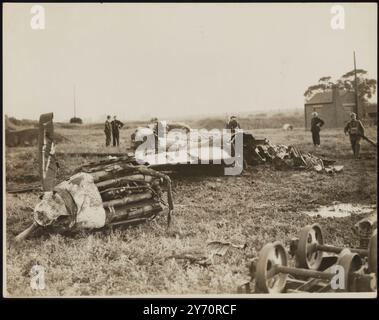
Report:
305,91,333,105
305,89,357,106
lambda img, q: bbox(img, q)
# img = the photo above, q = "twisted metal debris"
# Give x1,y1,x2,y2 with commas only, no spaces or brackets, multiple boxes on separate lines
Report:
249,140,343,173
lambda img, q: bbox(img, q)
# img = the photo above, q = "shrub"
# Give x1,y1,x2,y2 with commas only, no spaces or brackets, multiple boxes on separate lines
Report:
70,117,83,124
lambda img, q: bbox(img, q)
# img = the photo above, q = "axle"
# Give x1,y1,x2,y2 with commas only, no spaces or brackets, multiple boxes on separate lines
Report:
270,265,373,283
312,243,369,257
271,265,335,280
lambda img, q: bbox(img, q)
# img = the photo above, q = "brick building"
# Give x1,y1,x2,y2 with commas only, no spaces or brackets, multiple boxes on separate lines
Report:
304,86,362,129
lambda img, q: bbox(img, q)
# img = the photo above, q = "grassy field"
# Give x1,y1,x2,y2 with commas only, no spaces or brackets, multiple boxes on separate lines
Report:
4,123,377,296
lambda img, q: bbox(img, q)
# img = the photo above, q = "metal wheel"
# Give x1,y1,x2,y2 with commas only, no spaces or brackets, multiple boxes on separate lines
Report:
296,224,324,270
336,250,362,292
368,230,377,275
256,241,288,293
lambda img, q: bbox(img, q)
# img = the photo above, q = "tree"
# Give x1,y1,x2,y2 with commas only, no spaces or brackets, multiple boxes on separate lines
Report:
337,69,377,102
304,69,377,102
304,76,334,99
70,117,83,124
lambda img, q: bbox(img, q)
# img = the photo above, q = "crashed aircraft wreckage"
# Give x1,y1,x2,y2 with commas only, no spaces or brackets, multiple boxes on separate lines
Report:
15,113,174,241
131,121,343,174
15,114,344,241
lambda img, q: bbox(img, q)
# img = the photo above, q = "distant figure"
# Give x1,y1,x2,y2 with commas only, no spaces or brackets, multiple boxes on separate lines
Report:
310,112,324,147
111,115,124,147
151,117,167,152
226,116,241,156
104,115,112,147
344,112,365,159
226,116,241,137
283,123,293,131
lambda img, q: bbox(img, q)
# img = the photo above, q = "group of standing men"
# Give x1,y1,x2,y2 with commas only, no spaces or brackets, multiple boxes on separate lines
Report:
103,112,367,157
310,111,365,158
104,115,124,147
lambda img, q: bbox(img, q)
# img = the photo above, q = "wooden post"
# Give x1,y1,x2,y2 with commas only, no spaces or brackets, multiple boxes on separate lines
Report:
73,85,76,118
353,51,359,117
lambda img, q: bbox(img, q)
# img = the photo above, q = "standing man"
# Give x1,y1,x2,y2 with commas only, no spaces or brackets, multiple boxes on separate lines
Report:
226,115,241,156
310,112,325,147
344,112,365,159
104,115,112,147
151,117,167,153
111,115,124,147
226,116,241,139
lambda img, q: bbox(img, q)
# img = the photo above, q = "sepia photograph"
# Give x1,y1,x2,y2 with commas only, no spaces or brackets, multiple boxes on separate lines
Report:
2,2,377,300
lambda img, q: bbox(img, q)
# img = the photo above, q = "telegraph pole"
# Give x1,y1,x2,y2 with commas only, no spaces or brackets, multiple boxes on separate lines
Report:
353,51,359,117
73,85,77,118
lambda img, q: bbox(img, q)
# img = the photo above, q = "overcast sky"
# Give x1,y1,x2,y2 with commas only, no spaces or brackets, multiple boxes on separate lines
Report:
3,3,377,122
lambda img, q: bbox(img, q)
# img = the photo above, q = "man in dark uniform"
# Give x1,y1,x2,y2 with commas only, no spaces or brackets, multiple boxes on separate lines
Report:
151,117,167,153
111,115,124,147
226,116,241,156
226,116,241,137
104,115,112,147
344,112,365,158
310,112,325,147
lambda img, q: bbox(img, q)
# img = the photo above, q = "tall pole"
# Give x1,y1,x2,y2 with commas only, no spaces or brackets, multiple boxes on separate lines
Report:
353,51,359,117
73,85,76,118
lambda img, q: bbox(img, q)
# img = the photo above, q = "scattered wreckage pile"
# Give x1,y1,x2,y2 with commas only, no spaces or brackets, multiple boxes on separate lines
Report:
245,136,343,173
238,214,377,294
